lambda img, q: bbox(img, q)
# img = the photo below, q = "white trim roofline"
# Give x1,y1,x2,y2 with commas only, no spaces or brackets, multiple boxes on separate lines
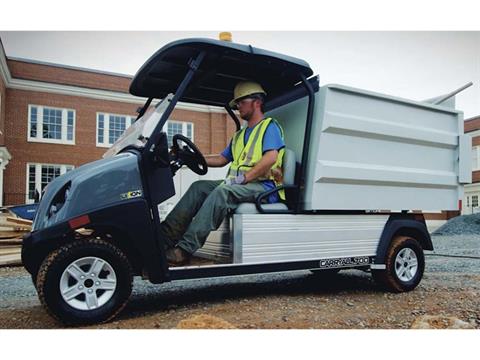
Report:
0,39,12,87
466,129,480,138
0,40,225,114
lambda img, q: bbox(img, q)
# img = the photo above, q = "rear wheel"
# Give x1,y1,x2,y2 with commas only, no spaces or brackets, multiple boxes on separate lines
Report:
372,235,425,292
36,238,133,326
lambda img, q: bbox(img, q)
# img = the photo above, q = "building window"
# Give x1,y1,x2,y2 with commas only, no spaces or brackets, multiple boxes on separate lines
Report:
26,163,74,203
467,196,470,207
472,195,478,208
165,120,194,147
96,113,135,147
28,105,75,145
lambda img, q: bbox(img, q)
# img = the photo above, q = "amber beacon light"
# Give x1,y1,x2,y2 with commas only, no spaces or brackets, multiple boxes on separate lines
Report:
219,32,232,42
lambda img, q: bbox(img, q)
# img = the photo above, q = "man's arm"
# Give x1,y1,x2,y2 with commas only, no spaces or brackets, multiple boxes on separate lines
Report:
244,150,278,183
205,154,229,168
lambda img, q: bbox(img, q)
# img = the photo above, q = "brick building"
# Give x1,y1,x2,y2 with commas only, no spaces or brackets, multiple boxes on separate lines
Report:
0,38,235,206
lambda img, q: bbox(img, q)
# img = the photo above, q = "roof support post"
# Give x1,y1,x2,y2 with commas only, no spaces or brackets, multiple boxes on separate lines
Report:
145,51,206,154
297,74,315,213
225,106,241,131
135,97,153,121
140,50,206,283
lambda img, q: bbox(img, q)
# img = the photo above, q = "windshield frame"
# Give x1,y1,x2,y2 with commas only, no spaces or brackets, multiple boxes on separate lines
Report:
102,94,173,158
142,51,207,158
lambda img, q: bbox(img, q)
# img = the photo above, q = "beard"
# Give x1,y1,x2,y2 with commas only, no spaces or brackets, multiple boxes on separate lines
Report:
241,109,253,121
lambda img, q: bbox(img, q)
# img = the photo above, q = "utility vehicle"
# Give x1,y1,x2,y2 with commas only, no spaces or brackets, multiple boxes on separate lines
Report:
22,38,472,325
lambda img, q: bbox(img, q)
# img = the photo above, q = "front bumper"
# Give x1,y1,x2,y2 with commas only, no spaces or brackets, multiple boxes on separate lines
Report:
21,221,71,275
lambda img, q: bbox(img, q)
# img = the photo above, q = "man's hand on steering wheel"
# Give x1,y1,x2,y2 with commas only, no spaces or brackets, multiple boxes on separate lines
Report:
170,134,208,175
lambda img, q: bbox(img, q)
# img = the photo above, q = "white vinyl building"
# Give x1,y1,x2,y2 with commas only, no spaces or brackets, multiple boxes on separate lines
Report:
464,115,480,214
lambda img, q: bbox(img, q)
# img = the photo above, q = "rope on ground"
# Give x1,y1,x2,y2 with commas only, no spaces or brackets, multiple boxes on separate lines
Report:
426,253,480,260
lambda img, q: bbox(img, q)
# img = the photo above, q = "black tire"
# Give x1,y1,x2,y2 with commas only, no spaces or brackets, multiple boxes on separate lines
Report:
372,235,425,293
36,238,133,326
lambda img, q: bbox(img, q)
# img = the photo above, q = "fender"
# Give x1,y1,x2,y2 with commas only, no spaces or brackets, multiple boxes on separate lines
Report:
22,199,169,283
374,214,433,266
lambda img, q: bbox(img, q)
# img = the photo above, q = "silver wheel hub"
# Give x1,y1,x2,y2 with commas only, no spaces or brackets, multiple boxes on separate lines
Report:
60,257,117,311
394,248,418,282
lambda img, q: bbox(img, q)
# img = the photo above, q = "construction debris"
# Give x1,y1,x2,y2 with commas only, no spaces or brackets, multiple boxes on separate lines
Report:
0,207,32,267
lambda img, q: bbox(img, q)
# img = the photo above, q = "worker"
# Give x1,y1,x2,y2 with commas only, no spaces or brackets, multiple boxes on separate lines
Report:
162,81,286,265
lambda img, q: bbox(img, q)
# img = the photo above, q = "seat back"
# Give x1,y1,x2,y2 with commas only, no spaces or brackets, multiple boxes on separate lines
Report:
234,147,297,214
282,148,296,186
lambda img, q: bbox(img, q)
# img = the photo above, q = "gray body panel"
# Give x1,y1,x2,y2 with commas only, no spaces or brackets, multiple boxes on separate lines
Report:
304,85,469,211
196,214,389,265
33,152,144,231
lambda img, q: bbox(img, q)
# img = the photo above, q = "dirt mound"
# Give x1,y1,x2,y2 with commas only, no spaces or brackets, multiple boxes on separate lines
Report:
433,213,480,235
176,314,236,329
411,315,474,329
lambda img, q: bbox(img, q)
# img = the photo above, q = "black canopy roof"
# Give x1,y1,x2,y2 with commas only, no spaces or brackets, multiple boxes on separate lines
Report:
129,38,314,107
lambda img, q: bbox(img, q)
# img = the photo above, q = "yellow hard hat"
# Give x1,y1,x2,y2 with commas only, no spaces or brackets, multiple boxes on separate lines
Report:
229,81,266,109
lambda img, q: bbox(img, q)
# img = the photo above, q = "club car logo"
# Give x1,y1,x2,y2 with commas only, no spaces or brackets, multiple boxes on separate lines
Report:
319,256,370,269
120,190,143,200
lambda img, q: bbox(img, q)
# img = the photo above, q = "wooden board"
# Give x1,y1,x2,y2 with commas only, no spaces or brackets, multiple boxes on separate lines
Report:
0,246,21,255
0,231,26,239
6,217,32,226
0,252,22,267
0,238,23,246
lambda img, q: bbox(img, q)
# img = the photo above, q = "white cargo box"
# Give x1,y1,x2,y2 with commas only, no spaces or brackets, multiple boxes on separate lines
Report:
271,84,471,212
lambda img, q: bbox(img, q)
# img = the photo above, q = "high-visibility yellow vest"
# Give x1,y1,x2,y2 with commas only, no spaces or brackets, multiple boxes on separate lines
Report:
227,117,286,201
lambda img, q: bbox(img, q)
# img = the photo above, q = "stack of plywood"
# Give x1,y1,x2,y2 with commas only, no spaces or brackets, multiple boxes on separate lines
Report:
0,208,32,267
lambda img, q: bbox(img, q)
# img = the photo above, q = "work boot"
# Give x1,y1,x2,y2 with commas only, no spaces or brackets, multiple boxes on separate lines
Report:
165,246,191,266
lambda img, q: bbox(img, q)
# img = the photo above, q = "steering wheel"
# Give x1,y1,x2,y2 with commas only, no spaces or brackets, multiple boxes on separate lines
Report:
170,134,208,175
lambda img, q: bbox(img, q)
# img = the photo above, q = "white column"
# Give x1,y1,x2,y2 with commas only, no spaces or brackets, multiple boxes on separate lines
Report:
0,146,11,206
0,165,3,206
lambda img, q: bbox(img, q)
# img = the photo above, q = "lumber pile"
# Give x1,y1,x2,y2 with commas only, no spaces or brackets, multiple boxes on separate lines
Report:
0,208,32,267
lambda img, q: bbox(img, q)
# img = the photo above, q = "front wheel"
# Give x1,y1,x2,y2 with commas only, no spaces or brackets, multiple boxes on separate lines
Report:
36,238,133,326
372,235,425,292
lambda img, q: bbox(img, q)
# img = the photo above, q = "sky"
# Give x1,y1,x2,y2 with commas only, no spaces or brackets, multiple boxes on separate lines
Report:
1,31,479,119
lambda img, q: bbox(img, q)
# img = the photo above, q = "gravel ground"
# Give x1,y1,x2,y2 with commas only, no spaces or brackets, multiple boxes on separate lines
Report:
0,234,478,329
433,212,480,235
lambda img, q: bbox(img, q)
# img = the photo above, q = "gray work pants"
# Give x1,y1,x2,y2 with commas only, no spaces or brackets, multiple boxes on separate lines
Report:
160,179,265,254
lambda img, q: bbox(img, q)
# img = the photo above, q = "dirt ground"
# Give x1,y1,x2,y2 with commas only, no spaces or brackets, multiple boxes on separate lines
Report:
0,266,478,329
